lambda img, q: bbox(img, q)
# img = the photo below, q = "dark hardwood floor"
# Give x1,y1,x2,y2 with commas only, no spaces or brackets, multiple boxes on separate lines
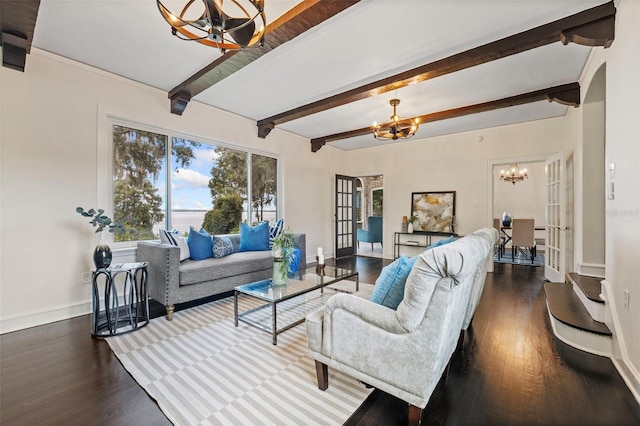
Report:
1,257,638,425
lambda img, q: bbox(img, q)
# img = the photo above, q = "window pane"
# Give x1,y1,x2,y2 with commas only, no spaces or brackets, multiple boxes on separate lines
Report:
205,146,247,234
112,125,167,242
251,153,277,225
372,188,383,216
169,138,211,236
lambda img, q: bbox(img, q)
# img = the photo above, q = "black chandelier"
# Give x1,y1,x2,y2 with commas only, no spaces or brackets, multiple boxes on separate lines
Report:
157,0,266,53
373,99,419,141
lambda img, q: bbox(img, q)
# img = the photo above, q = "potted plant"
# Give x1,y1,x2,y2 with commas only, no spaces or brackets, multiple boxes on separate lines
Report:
271,227,296,285
76,207,125,269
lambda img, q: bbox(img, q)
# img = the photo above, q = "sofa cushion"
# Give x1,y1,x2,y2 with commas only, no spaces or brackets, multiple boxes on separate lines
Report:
370,255,418,309
239,222,270,252
160,229,190,261
187,228,213,260
179,250,273,285
212,235,234,258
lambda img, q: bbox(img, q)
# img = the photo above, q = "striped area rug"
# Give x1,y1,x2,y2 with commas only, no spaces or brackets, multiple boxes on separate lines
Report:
106,284,373,426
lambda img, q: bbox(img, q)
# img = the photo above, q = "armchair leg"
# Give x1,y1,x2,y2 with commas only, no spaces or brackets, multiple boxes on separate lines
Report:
165,305,175,321
314,361,329,391
408,404,423,426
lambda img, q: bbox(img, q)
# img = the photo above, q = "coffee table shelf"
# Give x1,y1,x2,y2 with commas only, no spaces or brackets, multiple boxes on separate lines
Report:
234,266,358,345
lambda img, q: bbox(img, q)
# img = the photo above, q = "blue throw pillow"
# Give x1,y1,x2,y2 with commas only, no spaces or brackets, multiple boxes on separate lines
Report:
239,222,270,252
269,219,284,248
212,235,234,258
288,247,302,274
370,255,418,310
187,227,213,260
426,235,455,250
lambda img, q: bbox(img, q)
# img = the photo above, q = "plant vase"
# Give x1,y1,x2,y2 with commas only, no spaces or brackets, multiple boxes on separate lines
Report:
407,222,414,234
93,231,112,269
272,259,287,286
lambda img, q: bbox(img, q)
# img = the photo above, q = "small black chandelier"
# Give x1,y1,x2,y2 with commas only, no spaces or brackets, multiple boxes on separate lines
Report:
157,0,266,53
373,99,419,141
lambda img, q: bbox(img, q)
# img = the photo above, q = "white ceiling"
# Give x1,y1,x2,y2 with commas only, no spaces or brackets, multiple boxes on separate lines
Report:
31,0,607,151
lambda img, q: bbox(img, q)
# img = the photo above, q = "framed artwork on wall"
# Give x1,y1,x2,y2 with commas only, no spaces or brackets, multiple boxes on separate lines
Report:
410,191,456,233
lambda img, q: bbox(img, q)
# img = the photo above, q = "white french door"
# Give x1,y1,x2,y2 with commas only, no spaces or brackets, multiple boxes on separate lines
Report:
544,152,566,282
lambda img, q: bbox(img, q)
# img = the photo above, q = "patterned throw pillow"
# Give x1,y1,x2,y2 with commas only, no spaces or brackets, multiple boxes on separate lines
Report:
160,229,190,261
212,235,234,258
269,219,284,248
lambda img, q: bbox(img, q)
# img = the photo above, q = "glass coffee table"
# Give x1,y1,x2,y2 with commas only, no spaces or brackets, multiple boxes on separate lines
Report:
234,266,359,345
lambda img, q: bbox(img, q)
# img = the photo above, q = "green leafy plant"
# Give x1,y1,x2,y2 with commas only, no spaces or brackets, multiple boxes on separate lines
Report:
76,207,125,234
271,227,297,275
408,215,418,223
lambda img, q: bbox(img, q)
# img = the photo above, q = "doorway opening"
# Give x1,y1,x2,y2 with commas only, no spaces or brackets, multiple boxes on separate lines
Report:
492,161,546,266
356,175,384,258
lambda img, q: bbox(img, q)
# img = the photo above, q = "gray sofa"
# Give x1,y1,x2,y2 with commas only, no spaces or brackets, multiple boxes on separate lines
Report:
305,228,496,425
137,233,306,320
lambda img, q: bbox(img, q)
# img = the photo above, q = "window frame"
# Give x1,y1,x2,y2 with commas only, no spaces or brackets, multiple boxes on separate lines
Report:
98,111,281,248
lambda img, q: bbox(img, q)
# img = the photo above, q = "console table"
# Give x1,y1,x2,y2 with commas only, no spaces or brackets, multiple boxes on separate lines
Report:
92,262,149,337
393,232,458,259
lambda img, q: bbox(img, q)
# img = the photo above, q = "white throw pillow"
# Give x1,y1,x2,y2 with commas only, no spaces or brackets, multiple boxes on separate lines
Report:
160,229,190,261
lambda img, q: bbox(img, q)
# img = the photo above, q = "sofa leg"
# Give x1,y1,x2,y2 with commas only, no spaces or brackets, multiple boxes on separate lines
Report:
314,360,329,391
408,404,423,426
166,305,175,321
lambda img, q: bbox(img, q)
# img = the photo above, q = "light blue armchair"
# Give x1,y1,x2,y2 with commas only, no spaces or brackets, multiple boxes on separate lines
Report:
357,216,383,249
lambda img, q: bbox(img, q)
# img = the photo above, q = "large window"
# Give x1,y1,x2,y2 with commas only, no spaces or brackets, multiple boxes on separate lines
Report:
112,125,278,242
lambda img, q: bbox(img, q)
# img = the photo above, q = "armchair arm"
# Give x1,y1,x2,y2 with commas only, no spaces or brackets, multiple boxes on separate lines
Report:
325,293,407,334
320,293,436,395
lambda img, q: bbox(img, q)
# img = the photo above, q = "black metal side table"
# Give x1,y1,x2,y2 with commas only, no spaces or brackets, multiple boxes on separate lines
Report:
92,262,149,337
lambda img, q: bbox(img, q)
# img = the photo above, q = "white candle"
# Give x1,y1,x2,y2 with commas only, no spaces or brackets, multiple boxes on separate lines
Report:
318,254,324,265
317,247,323,256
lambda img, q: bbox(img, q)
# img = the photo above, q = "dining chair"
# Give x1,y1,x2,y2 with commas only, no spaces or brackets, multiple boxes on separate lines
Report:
493,218,506,258
511,218,536,263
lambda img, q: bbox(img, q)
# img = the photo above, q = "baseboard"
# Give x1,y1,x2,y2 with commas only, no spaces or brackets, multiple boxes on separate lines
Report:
600,280,640,405
576,262,605,278
0,301,91,334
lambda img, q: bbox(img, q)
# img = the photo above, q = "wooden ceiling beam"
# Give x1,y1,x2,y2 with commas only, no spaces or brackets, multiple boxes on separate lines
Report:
261,1,614,138
0,0,40,71
169,0,361,115
310,82,580,152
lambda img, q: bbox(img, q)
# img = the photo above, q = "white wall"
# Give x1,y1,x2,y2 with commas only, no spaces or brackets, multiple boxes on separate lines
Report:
0,50,336,332
598,0,640,390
